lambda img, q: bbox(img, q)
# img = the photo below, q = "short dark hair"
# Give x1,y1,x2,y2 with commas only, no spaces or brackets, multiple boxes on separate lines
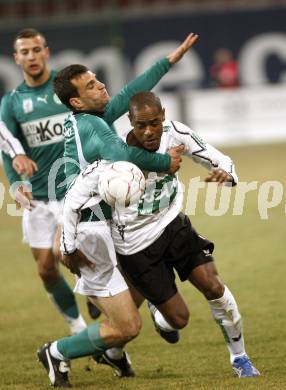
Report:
53,64,89,110
129,91,163,118
14,28,47,50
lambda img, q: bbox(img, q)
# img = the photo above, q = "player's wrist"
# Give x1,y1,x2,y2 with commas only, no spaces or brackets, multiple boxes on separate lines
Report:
12,153,26,159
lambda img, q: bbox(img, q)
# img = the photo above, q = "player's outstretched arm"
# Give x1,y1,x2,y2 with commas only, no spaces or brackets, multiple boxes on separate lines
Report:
167,32,199,65
105,33,198,124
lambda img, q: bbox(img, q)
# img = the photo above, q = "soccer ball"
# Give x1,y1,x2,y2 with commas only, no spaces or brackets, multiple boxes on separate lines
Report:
98,161,146,208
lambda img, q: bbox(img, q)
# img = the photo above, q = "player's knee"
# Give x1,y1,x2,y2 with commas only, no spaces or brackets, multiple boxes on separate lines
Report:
119,315,142,343
203,278,224,300
37,262,59,284
167,310,190,329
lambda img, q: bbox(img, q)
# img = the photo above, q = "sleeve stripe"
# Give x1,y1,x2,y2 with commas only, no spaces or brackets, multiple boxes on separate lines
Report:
171,121,217,167
6,139,17,157
0,125,19,158
171,120,189,135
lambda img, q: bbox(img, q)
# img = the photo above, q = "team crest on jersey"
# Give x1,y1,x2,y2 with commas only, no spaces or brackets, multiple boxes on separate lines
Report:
163,125,171,132
23,98,33,114
63,119,74,138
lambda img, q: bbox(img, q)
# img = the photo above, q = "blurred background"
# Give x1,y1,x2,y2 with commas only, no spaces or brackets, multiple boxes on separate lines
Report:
0,0,286,145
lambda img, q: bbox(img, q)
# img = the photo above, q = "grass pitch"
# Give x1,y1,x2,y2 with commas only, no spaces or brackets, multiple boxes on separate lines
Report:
0,143,285,389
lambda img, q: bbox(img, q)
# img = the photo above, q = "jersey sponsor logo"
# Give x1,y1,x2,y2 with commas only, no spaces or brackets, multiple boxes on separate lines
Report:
22,98,33,114
37,95,48,104
21,112,68,147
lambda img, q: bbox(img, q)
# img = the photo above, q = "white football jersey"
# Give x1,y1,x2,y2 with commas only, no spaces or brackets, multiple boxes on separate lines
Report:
111,119,237,254
0,120,25,158
61,120,237,255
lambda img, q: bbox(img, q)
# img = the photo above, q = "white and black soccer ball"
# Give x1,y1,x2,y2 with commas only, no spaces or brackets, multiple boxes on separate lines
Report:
98,161,146,208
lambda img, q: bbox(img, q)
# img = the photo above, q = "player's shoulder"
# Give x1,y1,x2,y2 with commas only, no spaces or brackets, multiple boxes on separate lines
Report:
1,89,17,104
82,112,106,124
1,80,29,106
165,119,193,135
77,113,108,135
50,70,58,79
119,127,131,142
0,89,20,113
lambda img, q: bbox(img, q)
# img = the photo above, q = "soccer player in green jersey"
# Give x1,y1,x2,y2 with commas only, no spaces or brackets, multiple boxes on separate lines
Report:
1,28,88,334
36,34,199,386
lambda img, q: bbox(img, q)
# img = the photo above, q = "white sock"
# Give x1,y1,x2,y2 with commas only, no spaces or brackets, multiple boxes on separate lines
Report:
47,293,87,334
209,285,246,363
105,347,124,360
50,341,66,361
65,314,87,335
149,302,178,332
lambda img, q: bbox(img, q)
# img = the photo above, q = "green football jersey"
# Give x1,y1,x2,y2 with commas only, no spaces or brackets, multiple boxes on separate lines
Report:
1,70,69,200
64,58,172,220
64,58,171,181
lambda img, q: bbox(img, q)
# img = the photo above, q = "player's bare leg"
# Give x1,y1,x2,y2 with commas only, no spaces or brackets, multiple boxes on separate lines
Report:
38,289,141,386
89,290,141,345
89,291,141,377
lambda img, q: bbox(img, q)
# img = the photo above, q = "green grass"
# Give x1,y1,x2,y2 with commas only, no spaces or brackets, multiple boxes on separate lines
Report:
0,143,286,389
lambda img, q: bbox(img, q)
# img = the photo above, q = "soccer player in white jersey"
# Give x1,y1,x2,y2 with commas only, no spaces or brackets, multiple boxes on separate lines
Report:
113,92,260,378
0,120,37,177
55,91,260,380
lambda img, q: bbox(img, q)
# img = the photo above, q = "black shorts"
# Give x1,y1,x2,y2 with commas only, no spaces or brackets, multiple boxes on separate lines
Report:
117,213,214,305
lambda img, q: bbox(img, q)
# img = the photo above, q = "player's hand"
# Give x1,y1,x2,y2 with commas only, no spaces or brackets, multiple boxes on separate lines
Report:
61,249,95,277
12,155,38,177
13,184,35,210
167,33,199,65
205,169,233,185
167,144,185,174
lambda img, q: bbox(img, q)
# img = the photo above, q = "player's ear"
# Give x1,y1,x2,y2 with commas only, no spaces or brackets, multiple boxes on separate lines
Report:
14,52,20,65
69,97,83,110
45,46,50,60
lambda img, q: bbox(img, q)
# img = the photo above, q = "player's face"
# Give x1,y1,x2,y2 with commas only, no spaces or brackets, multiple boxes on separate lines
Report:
14,35,49,80
130,105,165,151
71,71,110,111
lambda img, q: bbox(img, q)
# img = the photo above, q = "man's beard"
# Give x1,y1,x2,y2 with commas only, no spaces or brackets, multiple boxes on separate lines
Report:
28,68,45,80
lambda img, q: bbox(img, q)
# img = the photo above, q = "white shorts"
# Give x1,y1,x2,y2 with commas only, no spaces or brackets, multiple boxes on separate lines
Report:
73,221,128,298
22,200,63,248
